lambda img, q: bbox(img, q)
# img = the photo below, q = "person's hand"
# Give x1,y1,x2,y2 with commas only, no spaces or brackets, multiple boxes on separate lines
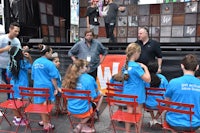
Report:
4,45,11,51
54,89,58,96
157,67,162,74
23,52,30,58
138,62,147,69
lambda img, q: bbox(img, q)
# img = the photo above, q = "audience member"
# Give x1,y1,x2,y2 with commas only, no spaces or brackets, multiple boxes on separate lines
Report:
62,59,102,133
86,0,100,38
68,29,108,80
6,46,32,126
0,22,21,89
145,61,168,127
104,0,125,43
165,54,200,132
136,27,162,73
32,45,61,131
123,43,151,133
51,52,63,113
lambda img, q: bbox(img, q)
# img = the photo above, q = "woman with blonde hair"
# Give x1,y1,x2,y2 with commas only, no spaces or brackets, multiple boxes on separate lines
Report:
123,43,151,133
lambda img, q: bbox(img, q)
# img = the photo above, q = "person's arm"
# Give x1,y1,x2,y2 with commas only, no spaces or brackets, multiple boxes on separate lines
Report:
0,45,10,53
86,16,90,29
23,52,33,64
51,78,62,95
68,43,79,61
139,63,151,83
157,58,162,73
100,55,106,64
118,6,126,12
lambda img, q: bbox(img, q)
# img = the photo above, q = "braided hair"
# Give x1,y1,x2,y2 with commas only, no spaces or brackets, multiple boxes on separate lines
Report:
9,46,23,80
124,43,141,80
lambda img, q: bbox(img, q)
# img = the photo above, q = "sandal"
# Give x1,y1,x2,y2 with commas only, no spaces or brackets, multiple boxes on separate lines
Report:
81,125,95,133
73,124,81,133
43,123,55,131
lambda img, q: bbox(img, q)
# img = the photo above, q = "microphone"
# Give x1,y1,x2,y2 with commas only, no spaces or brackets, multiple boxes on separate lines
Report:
8,41,11,45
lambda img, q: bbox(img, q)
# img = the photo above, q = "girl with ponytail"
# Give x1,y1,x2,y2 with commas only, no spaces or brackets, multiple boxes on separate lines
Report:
122,43,151,133
145,61,168,127
6,46,32,126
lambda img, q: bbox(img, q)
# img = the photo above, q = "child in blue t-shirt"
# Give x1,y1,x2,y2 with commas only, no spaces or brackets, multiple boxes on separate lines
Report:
51,52,63,113
145,61,168,127
6,46,32,126
32,44,61,131
123,43,151,133
62,59,101,133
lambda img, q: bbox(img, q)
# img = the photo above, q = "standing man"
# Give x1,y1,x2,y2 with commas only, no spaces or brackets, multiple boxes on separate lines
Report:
68,29,108,80
86,0,100,38
0,22,21,84
136,27,162,73
164,54,200,132
104,0,125,43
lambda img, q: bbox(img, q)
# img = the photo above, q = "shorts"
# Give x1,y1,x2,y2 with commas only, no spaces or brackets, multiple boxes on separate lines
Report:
90,25,99,35
72,108,93,119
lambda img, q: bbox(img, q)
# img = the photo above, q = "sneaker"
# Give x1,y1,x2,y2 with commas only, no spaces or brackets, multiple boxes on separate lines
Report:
73,124,81,133
81,125,95,133
43,123,55,131
0,111,3,116
38,121,44,126
13,118,28,126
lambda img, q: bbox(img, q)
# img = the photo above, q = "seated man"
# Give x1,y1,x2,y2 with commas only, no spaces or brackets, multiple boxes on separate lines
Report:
165,54,200,132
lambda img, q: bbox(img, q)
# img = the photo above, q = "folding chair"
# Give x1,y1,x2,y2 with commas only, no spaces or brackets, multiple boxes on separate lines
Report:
19,86,54,133
106,92,142,133
106,82,123,94
156,99,196,133
0,84,26,133
62,88,96,132
143,87,166,126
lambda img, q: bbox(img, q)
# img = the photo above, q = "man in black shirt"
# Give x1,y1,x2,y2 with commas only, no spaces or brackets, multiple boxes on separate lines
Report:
104,0,125,43
86,0,100,38
136,27,162,73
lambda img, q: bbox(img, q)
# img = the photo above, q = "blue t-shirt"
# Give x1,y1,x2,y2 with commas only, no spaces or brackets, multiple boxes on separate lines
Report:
0,34,21,68
110,78,123,94
7,60,31,99
122,61,145,104
165,74,200,127
67,73,98,114
32,57,58,104
145,74,168,108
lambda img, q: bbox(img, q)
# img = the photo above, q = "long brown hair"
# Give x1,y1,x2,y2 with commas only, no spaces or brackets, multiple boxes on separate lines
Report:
62,59,87,89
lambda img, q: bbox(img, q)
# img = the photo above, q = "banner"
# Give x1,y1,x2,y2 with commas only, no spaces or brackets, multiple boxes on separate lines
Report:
97,54,126,94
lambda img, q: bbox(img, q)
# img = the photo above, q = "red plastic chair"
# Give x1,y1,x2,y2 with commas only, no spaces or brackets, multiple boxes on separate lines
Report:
19,86,54,133
0,84,26,133
61,88,96,132
106,91,142,133
143,87,166,125
156,99,196,133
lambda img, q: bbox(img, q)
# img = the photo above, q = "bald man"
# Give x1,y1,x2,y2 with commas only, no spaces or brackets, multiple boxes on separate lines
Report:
136,27,162,73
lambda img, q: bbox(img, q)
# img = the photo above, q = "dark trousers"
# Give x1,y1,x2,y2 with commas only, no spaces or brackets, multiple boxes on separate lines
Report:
105,23,116,43
88,68,97,80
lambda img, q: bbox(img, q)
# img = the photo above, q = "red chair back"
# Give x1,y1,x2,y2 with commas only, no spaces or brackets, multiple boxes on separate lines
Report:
106,82,123,93
156,99,195,132
145,87,166,97
19,86,50,102
0,84,13,94
62,88,91,101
